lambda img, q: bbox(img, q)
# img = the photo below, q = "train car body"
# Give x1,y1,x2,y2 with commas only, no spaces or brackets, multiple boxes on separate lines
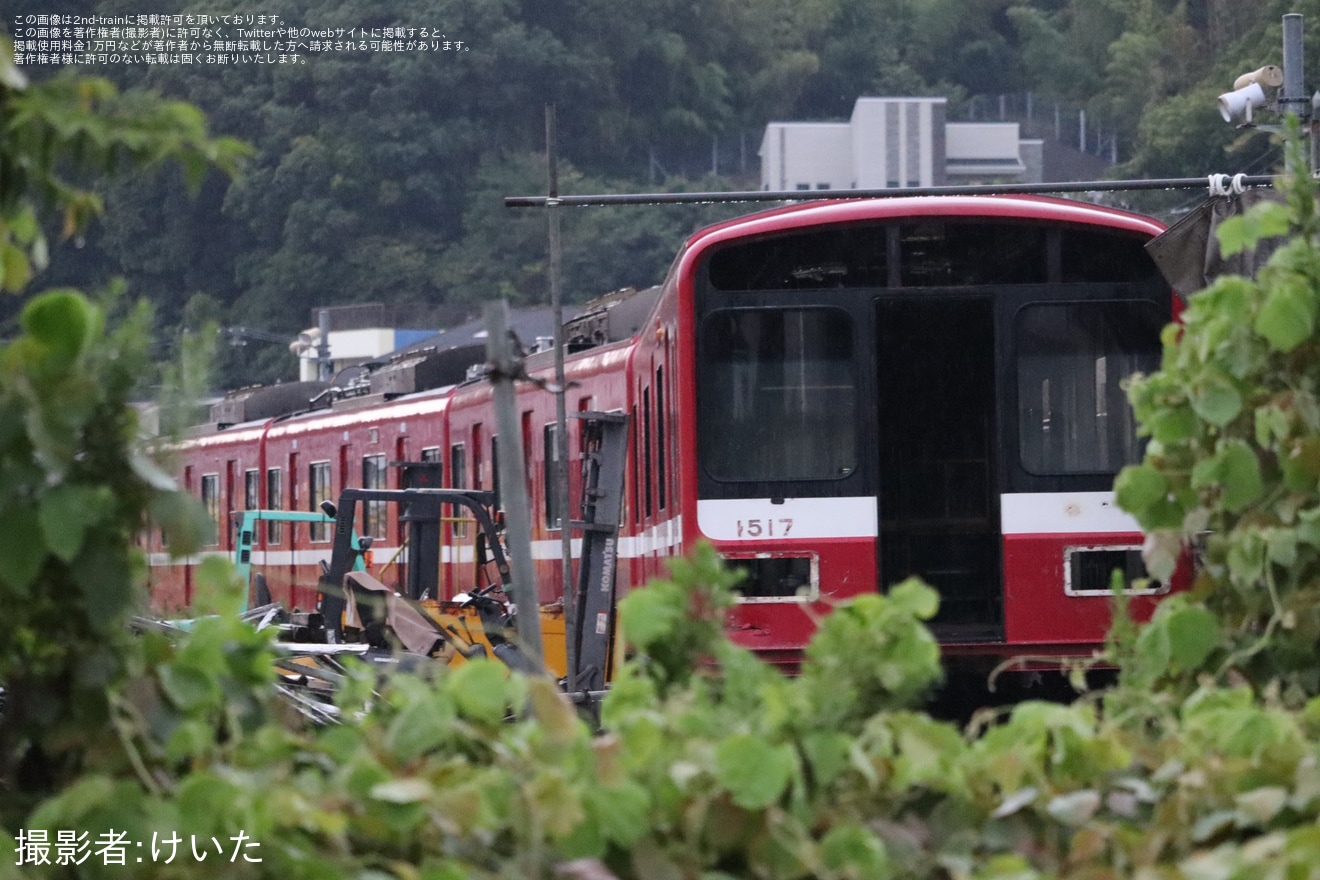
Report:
154,195,1175,669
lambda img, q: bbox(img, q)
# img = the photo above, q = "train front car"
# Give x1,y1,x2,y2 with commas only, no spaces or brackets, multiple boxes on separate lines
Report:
674,196,1174,666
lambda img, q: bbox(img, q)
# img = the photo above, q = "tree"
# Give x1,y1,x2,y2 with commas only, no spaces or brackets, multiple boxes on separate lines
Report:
0,39,245,310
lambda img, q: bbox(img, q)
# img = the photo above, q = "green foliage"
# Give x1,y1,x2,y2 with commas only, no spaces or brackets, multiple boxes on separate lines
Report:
1119,130,1320,701
0,290,211,817
798,578,943,732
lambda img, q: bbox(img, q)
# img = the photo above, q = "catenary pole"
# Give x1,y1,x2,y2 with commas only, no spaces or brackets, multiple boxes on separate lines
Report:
547,104,576,692
484,300,545,669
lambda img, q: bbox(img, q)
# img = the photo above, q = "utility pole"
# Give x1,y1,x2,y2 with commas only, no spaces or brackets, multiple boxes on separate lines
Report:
1278,13,1319,176
484,300,546,669
546,104,576,691
316,308,332,381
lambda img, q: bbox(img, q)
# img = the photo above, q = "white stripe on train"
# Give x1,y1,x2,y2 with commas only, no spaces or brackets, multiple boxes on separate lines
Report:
148,493,1138,571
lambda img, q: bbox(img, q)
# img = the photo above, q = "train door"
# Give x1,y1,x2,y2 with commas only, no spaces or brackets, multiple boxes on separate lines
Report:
875,296,1003,641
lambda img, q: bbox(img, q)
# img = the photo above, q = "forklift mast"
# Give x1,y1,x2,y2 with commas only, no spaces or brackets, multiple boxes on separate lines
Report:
319,486,509,642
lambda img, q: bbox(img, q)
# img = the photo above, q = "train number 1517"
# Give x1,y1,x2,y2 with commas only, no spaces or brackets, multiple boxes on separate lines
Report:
735,518,793,538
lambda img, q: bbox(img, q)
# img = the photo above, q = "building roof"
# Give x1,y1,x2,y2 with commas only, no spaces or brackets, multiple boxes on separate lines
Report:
396,306,560,357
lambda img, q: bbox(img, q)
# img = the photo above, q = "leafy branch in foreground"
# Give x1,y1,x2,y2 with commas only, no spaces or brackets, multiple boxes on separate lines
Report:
1118,125,1320,702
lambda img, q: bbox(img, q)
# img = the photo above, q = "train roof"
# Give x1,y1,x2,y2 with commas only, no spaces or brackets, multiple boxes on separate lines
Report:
682,194,1166,252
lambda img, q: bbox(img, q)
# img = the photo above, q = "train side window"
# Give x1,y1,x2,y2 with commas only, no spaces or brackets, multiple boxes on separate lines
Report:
656,366,667,511
200,474,219,546
544,423,561,529
420,446,441,464
362,454,387,539
491,436,501,509
244,469,259,510
1016,300,1164,475
225,461,237,550
631,404,640,525
309,461,332,542
643,387,653,519
450,443,468,539
698,307,857,482
471,426,484,489
266,468,283,544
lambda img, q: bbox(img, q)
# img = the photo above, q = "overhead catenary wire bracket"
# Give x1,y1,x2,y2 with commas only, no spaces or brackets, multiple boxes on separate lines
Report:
1207,173,1250,197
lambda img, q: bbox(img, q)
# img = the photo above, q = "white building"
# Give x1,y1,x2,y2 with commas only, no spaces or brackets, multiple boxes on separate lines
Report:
759,97,1042,192
292,304,436,382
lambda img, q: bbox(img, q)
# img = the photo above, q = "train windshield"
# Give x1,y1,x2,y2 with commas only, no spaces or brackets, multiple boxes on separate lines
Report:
1016,299,1165,474
699,307,857,482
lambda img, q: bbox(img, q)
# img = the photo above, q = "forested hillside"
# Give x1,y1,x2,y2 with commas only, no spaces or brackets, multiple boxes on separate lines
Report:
1,0,1312,388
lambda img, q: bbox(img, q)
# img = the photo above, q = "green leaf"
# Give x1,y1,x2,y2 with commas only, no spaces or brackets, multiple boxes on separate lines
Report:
887,577,939,619
70,533,135,628
715,733,795,810
159,663,219,711
0,242,30,292
0,504,46,596
800,731,852,788
1191,375,1243,427
178,774,240,837
150,490,214,557
9,206,39,244
1255,404,1291,448
586,781,651,846
1115,464,1167,514
1255,278,1315,352
386,692,455,762
38,484,113,563
618,580,685,650
1219,441,1264,512
20,290,100,366
1165,605,1221,672
1149,406,1200,443
1134,615,1172,679
165,719,215,764
1216,215,1250,257
1218,201,1291,256
819,824,892,879
447,658,511,725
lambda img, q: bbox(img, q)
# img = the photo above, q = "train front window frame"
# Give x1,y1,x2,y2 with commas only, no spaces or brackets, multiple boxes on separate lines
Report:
1014,299,1164,476
698,306,858,483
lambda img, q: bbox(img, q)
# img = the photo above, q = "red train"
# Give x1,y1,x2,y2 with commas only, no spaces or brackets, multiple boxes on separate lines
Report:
151,194,1177,669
